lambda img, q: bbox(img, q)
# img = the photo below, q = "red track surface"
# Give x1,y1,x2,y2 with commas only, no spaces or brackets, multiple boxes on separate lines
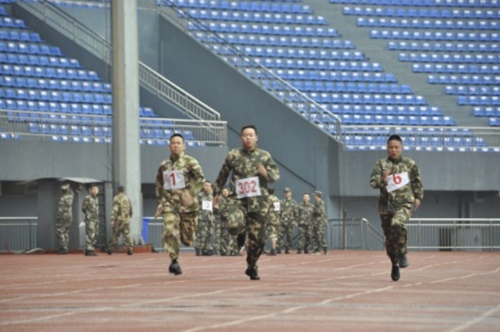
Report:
1,251,499,331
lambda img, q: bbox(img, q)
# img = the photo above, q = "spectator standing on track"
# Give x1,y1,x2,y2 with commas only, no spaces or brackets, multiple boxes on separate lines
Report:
82,184,99,256
56,182,74,255
370,134,423,282
312,191,328,256
195,181,215,256
156,133,206,275
297,193,313,254
280,187,298,254
106,186,134,256
266,188,280,256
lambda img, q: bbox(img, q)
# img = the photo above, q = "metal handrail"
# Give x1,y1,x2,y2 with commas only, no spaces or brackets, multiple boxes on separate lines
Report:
17,0,221,122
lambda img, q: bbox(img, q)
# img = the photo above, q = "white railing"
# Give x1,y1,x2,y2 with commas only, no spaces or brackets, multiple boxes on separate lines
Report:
407,218,500,251
0,109,227,145
17,0,222,122
0,217,38,253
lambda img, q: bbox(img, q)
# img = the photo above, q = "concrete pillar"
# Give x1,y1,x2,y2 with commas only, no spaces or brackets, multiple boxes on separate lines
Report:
111,0,143,244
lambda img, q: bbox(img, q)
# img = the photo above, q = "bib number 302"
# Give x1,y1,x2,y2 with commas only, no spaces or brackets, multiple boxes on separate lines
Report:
236,176,261,199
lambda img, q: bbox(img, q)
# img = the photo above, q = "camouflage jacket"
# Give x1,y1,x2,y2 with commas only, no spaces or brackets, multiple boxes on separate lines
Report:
312,199,326,224
370,156,424,214
298,202,313,226
156,152,205,214
198,191,214,222
280,198,298,225
213,146,280,213
111,192,132,222
267,194,281,226
57,189,74,220
82,194,99,221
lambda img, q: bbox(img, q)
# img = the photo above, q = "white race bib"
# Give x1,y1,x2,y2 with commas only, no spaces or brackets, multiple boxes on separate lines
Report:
273,201,280,211
162,170,186,190
236,176,261,199
202,200,213,211
387,172,410,193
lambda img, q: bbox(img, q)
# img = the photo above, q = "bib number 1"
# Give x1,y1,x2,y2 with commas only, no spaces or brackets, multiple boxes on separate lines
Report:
163,170,186,190
236,176,261,199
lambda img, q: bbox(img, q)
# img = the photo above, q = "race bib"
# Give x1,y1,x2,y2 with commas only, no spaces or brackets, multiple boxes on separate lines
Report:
273,201,280,211
236,176,261,199
162,170,186,190
387,172,410,193
202,200,213,211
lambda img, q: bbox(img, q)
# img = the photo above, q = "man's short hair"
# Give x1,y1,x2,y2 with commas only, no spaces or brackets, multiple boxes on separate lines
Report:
117,186,125,193
170,133,184,142
268,188,275,194
241,125,257,135
89,184,98,190
387,134,402,144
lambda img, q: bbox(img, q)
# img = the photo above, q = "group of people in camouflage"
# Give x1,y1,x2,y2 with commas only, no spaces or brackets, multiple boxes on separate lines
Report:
56,182,134,257
58,126,422,283
267,187,328,256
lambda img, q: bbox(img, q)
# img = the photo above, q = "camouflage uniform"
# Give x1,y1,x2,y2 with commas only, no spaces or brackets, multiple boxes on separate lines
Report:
156,152,205,261
312,197,327,253
218,194,231,255
267,194,280,245
297,201,313,253
280,197,298,252
108,192,133,252
56,184,74,253
213,146,280,271
82,193,99,252
195,191,214,255
370,156,423,265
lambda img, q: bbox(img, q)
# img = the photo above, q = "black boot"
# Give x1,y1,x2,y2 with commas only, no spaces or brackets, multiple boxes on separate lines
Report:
127,247,133,255
245,267,260,280
169,259,182,275
391,265,400,282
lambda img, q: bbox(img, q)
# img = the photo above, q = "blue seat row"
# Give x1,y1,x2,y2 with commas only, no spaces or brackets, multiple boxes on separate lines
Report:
339,114,454,126
187,21,337,37
255,58,370,71
344,135,482,148
287,81,410,94
0,30,42,43
388,41,500,53
183,9,327,25
370,30,500,41
329,104,441,116
330,0,499,7
344,6,500,18
307,92,427,105
358,18,500,30
428,74,500,85
0,64,99,80
413,63,500,74
229,46,362,59
458,96,500,106
0,16,27,28
247,68,396,83
201,33,344,48
0,41,63,56
168,0,311,14
400,52,500,64
0,53,80,68
446,86,500,96
473,106,500,117
490,118,500,126
0,76,110,92
262,69,396,82
0,88,112,104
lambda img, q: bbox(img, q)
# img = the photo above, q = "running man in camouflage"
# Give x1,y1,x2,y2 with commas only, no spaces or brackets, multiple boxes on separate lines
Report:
370,134,423,282
213,125,280,280
106,186,133,255
56,182,74,254
156,133,205,275
82,184,99,256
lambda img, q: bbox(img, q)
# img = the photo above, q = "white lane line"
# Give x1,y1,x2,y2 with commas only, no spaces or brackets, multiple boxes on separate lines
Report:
445,304,500,332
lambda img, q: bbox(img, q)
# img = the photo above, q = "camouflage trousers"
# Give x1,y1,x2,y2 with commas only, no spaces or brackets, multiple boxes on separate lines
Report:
85,218,99,251
213,219,222,254
312,220,327,250
195,218,213,252
56,216,72,251
244,211,267,269
163,211,197,260
297,224,312,251
109,219,133,249
380,206,411,265
218,217,230,255
281,221,295,250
